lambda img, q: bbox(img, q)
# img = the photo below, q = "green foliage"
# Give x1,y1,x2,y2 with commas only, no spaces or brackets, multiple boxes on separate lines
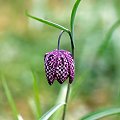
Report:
26,11,69,33
32,72,41,119
2,77,19,120
80,108,120,120
39,102,65,120
1,0,120,120
70,0,81,37
97,19,120,57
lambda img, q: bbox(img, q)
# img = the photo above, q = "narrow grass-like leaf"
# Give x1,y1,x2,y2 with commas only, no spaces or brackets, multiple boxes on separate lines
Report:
2,77,19,120
26,11,69,33
39,102,65,120
70,0,82,37
32,72,41,119
80,107,120,120
97,19,120,57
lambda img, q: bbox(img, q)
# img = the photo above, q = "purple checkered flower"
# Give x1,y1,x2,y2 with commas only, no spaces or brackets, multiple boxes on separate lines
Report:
44,49,74,85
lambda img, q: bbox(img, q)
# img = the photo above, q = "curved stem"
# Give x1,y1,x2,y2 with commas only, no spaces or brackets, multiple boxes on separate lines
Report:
61,31,74,120
58,31,65,50
57,31,74,57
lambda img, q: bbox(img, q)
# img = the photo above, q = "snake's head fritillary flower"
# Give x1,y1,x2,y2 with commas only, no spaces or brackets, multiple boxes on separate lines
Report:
44,49,74,85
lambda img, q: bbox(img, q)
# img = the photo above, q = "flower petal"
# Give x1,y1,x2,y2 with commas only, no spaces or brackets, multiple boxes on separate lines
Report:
44,51,58,85
60,50,75,84
55,50,69,84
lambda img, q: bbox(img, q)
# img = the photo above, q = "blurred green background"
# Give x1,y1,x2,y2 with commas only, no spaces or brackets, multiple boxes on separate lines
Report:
0,0,120,120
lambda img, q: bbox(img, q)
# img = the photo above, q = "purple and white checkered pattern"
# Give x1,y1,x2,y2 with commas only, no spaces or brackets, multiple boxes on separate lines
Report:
44,49,74,85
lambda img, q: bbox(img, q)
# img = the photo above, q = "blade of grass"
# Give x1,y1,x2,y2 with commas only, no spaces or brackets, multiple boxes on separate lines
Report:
70,0,82,37
26,11,70,33
2,77,19,120
32,72,41,119
39,102,65,120
97,19,120,57
80,107,120,120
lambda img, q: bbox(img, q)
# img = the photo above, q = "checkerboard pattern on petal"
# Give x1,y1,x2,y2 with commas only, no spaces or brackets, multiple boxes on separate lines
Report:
44,49,75,85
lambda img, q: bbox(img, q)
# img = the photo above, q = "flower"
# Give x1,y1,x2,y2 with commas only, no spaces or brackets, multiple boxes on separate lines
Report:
44,49,74,85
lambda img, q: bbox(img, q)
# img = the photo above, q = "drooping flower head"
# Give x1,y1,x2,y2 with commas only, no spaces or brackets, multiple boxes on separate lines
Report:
44,49,74,85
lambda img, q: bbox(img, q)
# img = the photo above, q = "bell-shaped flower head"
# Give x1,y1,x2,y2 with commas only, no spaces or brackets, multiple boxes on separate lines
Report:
44,49,74,85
